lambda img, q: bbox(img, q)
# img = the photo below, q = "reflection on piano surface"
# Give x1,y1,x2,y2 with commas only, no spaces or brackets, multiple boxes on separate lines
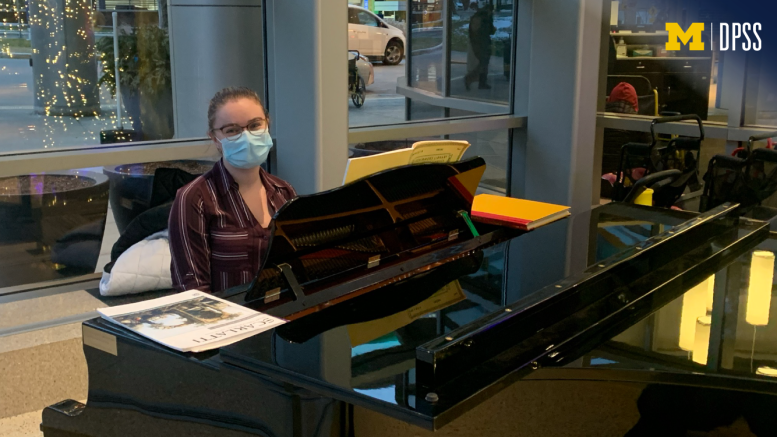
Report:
581,237,777,379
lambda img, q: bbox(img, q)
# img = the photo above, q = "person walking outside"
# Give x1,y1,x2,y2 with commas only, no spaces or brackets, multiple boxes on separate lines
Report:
465,1,496,90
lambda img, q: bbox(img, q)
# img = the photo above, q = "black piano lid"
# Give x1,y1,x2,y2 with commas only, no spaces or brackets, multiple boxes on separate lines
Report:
220,202,773,429
215,157,523,319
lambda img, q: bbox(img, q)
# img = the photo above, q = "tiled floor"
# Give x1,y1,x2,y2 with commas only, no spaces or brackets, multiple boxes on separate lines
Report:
0,205,119,430
0,326,87,419
0,410,43,437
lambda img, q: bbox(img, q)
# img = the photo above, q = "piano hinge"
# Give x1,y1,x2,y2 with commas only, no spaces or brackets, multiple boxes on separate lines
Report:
368,255,381,268
448,229,459,241
277,263,304,302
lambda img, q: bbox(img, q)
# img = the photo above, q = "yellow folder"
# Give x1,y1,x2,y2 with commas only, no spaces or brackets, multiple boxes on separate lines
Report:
471,194,570,231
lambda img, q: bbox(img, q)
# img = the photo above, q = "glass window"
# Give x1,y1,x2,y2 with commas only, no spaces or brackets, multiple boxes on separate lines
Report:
1,2,266,151
347,5,408,128
348,8,360,24
349,0,516,128
447,0,513,105
0,158,216,292
405,0,514,121
598,127,725,207
408,100,443,121
0,167,111,288
357,11,379,27
408,1,443,95
452,129,509,194
348,128,510,194
0,5,175,153
603,1,724,123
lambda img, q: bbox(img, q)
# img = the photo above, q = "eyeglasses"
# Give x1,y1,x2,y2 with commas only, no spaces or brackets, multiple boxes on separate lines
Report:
211,118,268,140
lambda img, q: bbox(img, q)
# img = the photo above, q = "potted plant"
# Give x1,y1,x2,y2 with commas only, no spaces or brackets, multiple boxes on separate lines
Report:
0,171,110,288
97,24,174,141
103,160,215,233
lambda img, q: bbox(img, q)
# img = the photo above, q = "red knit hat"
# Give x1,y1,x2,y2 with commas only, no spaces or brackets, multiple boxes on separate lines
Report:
607,82,639,112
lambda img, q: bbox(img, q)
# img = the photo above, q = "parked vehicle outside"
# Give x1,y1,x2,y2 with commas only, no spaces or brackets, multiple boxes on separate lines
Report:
348,5,405,65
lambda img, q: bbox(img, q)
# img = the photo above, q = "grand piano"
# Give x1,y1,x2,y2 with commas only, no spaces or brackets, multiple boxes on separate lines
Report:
41,158,777,436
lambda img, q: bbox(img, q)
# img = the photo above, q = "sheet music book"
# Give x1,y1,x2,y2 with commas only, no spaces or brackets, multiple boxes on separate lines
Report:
98,290,285,352
343,141,470,184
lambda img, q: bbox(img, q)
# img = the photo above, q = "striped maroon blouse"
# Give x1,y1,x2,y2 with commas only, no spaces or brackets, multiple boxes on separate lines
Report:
168,159,296,293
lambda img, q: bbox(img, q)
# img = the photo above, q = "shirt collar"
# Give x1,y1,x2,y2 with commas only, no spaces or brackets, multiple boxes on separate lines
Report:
212,159,238,195
212,159,284,195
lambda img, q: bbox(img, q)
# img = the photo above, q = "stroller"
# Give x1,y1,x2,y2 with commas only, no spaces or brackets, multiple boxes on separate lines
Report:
348,50,366,108
612,115,705,208
700,131,777,215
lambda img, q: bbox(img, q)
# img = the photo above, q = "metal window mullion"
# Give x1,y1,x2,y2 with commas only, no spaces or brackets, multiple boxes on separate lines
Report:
263,0,273,123
0,140,215,178
2,113,526,177
348,114,525,143
727,126,777,142
442,0,451,98
505,127,513,197
404,0,412,121
506,0,519,114
597,114,730,139
167,0,180,137
406,0,413,88
598,114,777,142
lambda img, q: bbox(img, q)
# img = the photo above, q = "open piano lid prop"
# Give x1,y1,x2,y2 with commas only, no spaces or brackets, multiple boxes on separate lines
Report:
217,157,522,319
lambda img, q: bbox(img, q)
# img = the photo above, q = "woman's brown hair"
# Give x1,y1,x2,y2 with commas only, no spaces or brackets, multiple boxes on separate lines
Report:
207,87,268,131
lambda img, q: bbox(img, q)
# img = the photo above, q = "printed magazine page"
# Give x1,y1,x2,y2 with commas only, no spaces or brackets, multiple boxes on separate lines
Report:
98,290,285,352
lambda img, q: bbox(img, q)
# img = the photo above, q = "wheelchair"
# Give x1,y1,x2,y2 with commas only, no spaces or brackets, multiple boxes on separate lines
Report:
348,50,366,108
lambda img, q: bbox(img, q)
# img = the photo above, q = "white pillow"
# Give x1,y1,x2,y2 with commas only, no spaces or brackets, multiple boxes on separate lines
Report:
100,230,172,296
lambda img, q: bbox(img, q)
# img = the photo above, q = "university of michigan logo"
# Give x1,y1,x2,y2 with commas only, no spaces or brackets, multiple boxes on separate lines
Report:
665,23,705,51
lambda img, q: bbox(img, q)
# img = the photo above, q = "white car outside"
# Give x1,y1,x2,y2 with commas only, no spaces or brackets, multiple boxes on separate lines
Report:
348,5,406,65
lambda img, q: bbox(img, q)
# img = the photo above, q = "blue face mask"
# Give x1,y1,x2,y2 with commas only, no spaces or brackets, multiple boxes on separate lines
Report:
219,131,273,169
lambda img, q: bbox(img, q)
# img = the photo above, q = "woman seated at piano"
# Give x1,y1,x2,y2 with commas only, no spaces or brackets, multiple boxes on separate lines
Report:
168,87,296,293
